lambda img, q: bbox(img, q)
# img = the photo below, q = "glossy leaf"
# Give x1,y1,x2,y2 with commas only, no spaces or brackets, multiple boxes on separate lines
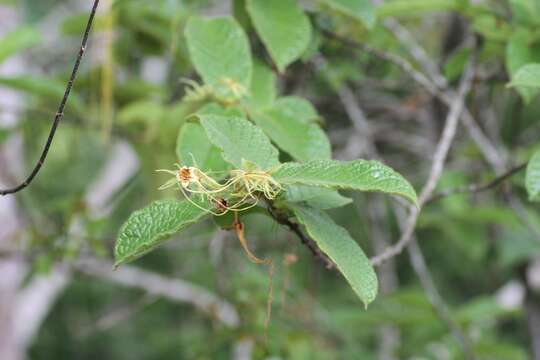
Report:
272,159,418,205
115,200,208,266
293,205,378,306
246,0,311,72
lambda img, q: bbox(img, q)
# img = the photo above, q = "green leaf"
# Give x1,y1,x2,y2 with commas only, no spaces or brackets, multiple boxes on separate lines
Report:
251,107,331,162
0,128,9,145
0,76,84,113
284,185,352,209
176,123,229,173
248,60,277,109
506,31,533,75
246,0,312,72
272,159,418,205
443,48,470,82
508,63,540,103
118,100,165,124
319,0,376,29
506,31,537,103
0,27,40,64
185,16,252,88
497,227,540,267
115,200,208,266
274,96,320,123
198,114,280,170
526,148,540,201
472,15,512,42
61,13,107,35
510,0,540,26
292,205,378,306
196,102,244,118
377,0,460,18
30,126,106,210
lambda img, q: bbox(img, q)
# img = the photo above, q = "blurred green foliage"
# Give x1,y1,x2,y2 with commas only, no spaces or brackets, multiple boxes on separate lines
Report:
1,0,540,359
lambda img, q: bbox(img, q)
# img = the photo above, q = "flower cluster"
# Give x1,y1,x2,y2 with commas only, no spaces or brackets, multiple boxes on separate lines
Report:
157,164,282,216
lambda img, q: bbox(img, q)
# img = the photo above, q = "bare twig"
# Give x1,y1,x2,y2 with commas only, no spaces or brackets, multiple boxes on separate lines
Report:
335,79,476,355
232,337,255,360
0,0,100,196
332,73,401,358
460,109,507,172
428,162,527,203
12,266,70,352
77,295,157,338
335,79,474,356
335,85,378,158
76,258,240,328
322,29,506,172
371,54,476,266
367,199,401,360
382,17,448,89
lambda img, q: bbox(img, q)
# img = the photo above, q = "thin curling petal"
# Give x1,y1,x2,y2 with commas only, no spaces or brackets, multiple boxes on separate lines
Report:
156,163,283,216
158,178,179,190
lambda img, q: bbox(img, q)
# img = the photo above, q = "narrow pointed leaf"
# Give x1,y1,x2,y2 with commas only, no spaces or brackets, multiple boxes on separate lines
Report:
115,200,208,266
272,159,417,205
293,205,378,306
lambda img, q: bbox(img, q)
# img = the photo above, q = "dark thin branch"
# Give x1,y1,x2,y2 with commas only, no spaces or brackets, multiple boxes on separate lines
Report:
0,0,100,196
427,162,527,203
267,204,335,269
